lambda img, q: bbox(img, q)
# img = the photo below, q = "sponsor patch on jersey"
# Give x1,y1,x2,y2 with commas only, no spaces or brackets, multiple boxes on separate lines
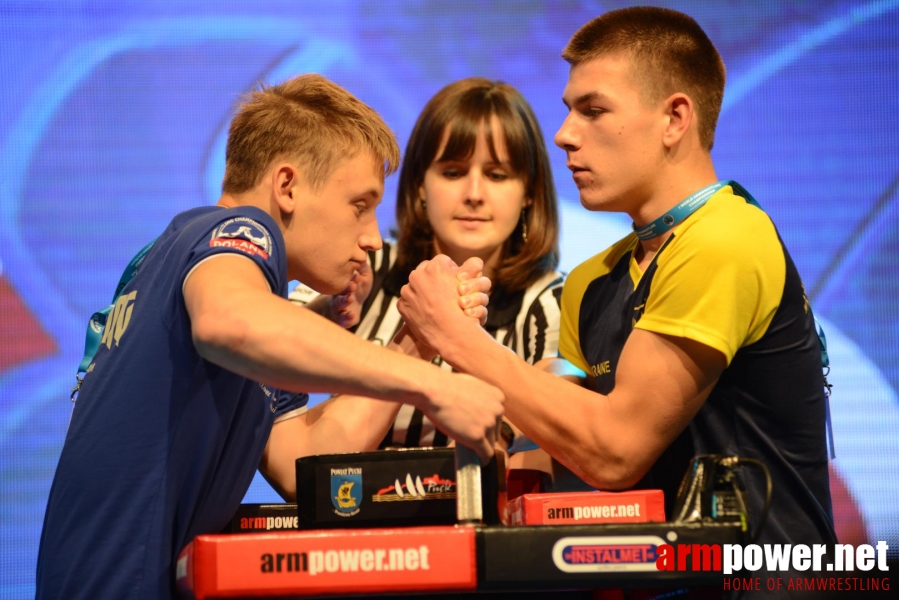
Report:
209,217,273,260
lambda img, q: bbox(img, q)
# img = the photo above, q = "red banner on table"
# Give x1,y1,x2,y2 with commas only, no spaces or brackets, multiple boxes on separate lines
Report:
177,525,476,599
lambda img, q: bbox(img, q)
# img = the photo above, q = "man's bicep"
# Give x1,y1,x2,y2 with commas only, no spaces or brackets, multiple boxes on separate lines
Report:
261,414,314,501
612,329,726,459
182,253,270,319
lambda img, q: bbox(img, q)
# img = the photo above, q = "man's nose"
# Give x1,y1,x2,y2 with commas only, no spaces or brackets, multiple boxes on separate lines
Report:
554,112,580,151
361,219,382,251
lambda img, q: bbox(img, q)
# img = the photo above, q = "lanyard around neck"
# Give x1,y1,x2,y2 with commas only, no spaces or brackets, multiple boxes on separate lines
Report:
632,180,760,241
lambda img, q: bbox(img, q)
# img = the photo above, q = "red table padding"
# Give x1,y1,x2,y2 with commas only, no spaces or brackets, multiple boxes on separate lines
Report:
176,525,477,599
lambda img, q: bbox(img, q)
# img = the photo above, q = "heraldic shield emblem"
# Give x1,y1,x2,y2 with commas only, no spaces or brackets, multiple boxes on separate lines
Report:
331,469,363,517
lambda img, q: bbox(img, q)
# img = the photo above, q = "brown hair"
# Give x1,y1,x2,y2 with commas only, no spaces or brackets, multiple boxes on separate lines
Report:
395,78,559,292
563,6,726,150
222,73,400,194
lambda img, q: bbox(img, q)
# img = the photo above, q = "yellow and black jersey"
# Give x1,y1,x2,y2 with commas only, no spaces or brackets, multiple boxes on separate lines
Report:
560,185,835,550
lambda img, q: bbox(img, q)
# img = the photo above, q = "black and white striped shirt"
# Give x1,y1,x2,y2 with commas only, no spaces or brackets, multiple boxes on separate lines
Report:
289,240,564,448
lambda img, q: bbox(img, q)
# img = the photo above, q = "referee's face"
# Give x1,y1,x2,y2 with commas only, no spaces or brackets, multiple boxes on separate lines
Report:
422,118,528,276
287,151,384,294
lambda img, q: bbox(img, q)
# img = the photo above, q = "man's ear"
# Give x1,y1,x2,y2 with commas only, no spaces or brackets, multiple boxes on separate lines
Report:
273,164,300,214
661,93,694,149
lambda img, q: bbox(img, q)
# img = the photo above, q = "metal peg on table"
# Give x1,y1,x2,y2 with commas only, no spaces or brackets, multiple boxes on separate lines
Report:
454,444,483,524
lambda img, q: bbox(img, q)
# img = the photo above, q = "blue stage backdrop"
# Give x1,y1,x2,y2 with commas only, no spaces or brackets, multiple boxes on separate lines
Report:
1,1,897,596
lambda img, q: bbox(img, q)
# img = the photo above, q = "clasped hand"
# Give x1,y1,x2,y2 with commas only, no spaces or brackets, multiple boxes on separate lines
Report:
332,254,492,334
397,255,491,349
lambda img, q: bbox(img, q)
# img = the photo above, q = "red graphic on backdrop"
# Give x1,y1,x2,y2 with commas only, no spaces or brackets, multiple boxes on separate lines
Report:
0,276,56,372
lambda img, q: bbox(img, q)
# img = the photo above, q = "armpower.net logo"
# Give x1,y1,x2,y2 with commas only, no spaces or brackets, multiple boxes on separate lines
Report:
258,545,431,575
552,539,890,593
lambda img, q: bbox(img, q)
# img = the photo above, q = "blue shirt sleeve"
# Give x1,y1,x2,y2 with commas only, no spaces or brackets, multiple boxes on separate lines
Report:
275,390,310,417
182,206,288,298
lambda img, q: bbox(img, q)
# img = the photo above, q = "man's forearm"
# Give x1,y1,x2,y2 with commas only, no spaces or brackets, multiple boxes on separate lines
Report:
437,324,720,490
437,324,639,489
303,331,430,453
260,335,435,500
196,288,448,412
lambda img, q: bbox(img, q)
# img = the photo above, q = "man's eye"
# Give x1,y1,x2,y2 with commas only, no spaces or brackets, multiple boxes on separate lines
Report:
355,202,368,215
587,107,606,118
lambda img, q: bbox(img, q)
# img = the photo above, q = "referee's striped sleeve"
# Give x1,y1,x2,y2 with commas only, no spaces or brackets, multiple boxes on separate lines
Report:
521,274,564,363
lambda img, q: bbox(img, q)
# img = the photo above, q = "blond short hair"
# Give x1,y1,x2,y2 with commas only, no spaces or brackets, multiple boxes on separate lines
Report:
223,74,400,193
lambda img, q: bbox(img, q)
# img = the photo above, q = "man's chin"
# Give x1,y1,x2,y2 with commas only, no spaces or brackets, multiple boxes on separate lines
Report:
324,280,351,295
579,194,605,211
579,190,617,212
301,276,349,296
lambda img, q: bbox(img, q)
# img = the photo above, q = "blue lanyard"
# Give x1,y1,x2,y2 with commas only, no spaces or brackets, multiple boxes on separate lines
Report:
72,238,156,400
632,180,761,241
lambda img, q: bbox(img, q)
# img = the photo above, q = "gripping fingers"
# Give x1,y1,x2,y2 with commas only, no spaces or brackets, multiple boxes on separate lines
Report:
463,305,488,326
458,272,490,325
459,290,489,309
465,419,497,464
457,256,485,280
473,438,495,464
458,275,491,297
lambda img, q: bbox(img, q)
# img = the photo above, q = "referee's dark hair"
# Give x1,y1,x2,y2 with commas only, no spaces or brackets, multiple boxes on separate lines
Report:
395,78,560,293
